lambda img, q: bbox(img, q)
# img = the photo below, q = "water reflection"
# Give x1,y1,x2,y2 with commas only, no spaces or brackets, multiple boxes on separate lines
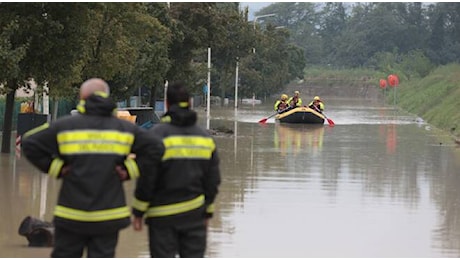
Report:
274,123,324,156
2,100,460,257
203,101,460,257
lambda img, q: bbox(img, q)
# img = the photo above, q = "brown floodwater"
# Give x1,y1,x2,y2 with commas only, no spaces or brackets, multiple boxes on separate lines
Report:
1,98,459,257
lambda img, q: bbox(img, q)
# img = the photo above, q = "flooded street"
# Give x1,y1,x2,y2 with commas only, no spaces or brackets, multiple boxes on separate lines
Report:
1,98,460,257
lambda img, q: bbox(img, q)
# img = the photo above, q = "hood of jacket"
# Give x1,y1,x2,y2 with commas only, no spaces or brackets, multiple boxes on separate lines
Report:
161,104,197,126
76,92,116,117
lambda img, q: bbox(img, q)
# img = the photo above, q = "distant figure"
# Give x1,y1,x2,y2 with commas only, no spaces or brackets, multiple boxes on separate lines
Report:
21,78,164,257
287,90,302,108
308,96,325,113
132,81,221,258
274,94,289,113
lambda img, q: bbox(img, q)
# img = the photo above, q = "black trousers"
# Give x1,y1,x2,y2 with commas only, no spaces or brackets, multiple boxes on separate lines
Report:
51,226,119,258
148,219,207,258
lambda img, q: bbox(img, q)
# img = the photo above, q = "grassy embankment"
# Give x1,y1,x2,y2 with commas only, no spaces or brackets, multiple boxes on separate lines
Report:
303,67,383,89
302,64,460,139
394,63,460,139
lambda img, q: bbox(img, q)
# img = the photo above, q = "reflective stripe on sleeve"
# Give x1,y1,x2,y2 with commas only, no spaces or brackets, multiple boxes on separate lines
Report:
124,158,140,179
48,158,64,178
132,198,150,212
23,123,50,139
206,203,215,214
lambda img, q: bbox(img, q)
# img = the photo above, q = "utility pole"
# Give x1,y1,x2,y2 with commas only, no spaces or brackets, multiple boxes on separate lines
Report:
206,47,211,125
253,13,276,30
234,57,239,109
252,13,276,53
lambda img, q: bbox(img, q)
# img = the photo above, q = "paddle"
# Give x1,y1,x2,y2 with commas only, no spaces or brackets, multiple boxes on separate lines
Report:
311,105,335,126
323,113,335,126
258,107,291,124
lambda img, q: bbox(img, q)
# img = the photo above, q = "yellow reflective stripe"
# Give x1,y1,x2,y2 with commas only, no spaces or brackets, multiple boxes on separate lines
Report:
23,123,49,138
206,203,215,214
57,130,134,155
54,205,130,222
124,158,139,179
48,158,64,178
163,148,214,160
132,198,150,212
94,91,108,98
57,131,134,144
146,195,205,217
162,136,215,160
161,116,171,123
59,143,130,155
77,100,85,114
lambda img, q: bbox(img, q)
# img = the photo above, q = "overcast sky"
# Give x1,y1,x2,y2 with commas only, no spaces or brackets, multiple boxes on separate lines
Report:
240,2,273,20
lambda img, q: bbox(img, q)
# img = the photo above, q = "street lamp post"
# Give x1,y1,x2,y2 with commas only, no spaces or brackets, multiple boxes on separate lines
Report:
253,13,276,30
206,47,211,126
234,57,239,109
163,80,168,112
252,13,276,53
232,13,278,110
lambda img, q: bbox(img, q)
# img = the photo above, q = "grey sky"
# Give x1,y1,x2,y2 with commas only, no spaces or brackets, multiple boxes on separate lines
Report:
240,2,273,20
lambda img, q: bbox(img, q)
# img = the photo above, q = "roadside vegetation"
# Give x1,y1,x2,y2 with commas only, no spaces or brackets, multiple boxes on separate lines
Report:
2,2,460,152
395,64,460,138
299,64,460,140
303,67,380,89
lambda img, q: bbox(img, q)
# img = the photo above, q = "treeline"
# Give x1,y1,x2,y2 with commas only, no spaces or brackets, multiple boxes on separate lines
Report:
0,3,303,102
396,64,460,137
0,2,304,152
258,2,460,80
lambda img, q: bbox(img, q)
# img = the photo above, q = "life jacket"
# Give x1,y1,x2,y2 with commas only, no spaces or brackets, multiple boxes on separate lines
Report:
290,96,298,107
277,101,288,111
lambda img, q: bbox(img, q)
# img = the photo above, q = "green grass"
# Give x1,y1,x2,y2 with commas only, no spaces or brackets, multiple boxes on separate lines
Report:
304,66,384,88
391,63,460,136
302,64,460,138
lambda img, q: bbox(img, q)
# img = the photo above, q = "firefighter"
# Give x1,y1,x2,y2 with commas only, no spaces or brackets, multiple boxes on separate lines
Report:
287,90,303,108
132,81,221,258
274,94,289,112
308,96,325,113
21,78,164,257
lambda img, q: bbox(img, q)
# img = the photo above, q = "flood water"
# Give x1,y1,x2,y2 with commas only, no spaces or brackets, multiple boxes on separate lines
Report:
1,98,460,257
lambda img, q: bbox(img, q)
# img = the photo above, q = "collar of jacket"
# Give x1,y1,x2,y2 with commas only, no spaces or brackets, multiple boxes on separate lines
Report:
76,92,117,116
161,104,197,126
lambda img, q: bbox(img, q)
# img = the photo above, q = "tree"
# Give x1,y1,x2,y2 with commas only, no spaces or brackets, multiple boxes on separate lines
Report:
1,3,171,153
318,2,347,65
0,3,52,153
167,2,217,87
257,2,321,64
107,3,171,108
0,19,26,152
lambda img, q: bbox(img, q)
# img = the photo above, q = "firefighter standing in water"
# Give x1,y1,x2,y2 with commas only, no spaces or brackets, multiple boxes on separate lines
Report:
21,78,164,257
274,94,289,113
132,81,221,258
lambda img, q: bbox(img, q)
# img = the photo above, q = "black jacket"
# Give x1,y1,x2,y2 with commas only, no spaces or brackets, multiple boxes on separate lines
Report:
22,93,164,234
132,104,220,223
